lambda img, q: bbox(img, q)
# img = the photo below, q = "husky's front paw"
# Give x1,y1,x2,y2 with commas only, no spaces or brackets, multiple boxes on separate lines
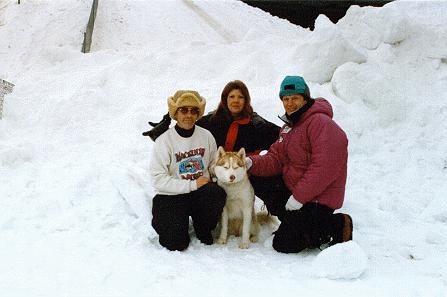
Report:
239,240,250,249
250,235,258,243
217,237,227,244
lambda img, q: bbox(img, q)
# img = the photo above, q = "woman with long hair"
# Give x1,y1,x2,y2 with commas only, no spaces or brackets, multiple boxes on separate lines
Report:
197,80,279,154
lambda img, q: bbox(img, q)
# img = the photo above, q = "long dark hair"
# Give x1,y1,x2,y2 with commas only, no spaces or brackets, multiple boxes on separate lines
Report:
211,80,254,123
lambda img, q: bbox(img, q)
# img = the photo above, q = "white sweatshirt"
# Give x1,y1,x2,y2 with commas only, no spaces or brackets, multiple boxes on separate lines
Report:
150,126,217,195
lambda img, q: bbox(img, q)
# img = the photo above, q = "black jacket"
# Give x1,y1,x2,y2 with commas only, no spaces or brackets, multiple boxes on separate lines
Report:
196,112,279,154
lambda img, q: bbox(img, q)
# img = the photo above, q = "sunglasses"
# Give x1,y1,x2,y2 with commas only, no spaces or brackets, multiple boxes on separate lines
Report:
178,107,200,115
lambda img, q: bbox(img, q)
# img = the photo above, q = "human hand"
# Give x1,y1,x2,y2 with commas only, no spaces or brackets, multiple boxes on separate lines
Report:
142,113,171,141
285,195,303,211
148,113,171,127
196,176,210,188
259,150,268,156
245,157,252,169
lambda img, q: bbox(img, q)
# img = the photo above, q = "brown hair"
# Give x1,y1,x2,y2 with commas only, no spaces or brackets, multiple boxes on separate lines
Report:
211,80,254,123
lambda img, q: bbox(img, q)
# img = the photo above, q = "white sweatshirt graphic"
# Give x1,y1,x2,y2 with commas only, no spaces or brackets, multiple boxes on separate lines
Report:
150,126,217,195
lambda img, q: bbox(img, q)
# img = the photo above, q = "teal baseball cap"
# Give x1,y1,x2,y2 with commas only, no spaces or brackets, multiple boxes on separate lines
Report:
279,76,310,99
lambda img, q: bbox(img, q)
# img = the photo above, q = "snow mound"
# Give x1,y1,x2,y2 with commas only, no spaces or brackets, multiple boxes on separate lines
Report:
337,4,409,50
292,15,366,84
312,241,367,280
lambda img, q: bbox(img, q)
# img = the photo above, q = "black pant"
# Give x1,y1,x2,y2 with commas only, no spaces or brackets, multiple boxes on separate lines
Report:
250,175,337,253
272,203,335,253
250,175,290,220
151,183,226,251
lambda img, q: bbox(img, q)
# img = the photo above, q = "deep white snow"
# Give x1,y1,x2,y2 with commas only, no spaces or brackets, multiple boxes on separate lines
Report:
1,0,446,296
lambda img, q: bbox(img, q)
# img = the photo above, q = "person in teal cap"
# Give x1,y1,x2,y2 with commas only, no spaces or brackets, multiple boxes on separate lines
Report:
246,75,353,253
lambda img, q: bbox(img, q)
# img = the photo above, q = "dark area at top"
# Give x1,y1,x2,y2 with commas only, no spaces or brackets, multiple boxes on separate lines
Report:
240,0,392,30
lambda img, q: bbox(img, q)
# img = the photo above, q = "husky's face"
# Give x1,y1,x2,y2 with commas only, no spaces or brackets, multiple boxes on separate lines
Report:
213,147,247,184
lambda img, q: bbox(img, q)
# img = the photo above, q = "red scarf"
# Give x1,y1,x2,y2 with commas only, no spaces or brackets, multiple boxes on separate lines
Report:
223,118,250,152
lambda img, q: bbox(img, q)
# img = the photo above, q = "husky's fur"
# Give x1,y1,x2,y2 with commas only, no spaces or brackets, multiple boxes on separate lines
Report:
213,146,260,249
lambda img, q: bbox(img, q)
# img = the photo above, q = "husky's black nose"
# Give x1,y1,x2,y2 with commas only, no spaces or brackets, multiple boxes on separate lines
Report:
229,175,235,182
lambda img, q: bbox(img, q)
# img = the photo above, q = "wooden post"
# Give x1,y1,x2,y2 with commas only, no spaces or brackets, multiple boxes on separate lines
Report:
82,0,98,53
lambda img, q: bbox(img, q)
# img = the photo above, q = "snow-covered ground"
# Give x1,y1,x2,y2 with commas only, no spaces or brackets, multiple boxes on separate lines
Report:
1,0,447,296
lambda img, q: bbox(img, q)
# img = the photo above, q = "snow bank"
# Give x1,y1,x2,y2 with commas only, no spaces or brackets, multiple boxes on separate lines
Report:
295,15,366,84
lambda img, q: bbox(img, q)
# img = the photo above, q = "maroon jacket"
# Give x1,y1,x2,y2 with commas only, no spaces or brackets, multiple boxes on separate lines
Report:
248,99,348,210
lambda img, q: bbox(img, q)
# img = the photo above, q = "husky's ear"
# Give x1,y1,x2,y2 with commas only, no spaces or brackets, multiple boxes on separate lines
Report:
237,147,246,159
213,146,225,166
217,146,226,158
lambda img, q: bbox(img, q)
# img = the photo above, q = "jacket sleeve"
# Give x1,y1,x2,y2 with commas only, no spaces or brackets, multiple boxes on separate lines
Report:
150,139,197,195
248,138,283,176
252,113,280,151
196,113,212,130
292,115,348,204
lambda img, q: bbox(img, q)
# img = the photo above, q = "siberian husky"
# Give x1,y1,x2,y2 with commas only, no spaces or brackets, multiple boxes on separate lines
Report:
213,147,260,249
